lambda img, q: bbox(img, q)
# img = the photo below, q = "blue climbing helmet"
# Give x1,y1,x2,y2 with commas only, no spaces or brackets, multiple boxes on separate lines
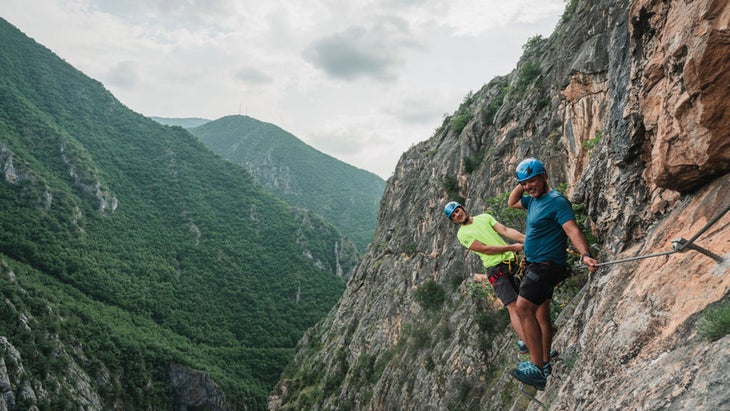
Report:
443,201,463,218
515,158,546,182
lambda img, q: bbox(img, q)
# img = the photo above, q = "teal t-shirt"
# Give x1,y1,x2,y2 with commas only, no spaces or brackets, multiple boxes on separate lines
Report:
520,190,575,264
457,213,515,268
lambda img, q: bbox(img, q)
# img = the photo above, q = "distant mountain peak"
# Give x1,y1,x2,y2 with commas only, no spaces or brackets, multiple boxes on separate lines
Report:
189,114,385,253
150,116,211,129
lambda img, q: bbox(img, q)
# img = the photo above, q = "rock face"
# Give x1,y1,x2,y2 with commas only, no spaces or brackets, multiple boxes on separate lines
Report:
270,0,729,410
630,0,730,192
169,364,228,411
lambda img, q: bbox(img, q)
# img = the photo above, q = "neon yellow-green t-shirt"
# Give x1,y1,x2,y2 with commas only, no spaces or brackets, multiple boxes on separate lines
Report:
457,213,515,268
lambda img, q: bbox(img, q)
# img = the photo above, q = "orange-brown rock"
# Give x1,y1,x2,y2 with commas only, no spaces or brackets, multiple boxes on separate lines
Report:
631,0,730,192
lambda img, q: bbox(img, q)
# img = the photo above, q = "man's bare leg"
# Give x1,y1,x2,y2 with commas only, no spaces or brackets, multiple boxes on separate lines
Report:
515,296,543,368
536,300,552,363
505,301,526,343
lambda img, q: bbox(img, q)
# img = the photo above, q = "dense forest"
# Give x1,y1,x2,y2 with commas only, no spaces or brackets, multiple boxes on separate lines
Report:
0,17,357,409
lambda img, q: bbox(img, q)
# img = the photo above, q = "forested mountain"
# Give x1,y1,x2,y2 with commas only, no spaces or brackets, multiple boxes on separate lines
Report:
189,115,385,253
0,17,359,410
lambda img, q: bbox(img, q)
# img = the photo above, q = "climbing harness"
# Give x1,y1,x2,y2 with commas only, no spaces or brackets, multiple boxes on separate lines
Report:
516,383,548,410
487,270,504,284
514,255,526,282
487,261,511,284
592,202,729,267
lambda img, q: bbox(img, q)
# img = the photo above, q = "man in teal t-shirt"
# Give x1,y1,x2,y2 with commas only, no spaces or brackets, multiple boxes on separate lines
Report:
445,201,527,352
508,157,599,390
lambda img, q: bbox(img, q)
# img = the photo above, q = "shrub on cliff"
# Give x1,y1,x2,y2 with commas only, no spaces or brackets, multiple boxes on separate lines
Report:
698,301,730,341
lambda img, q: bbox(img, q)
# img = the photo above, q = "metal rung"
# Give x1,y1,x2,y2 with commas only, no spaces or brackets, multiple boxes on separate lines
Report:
672,237,725,263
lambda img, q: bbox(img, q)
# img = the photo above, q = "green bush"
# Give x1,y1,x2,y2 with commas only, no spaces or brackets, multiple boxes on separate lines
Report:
404,243,417,257
486,192,527,233
484,81,509,126
585,130,603,151
409,325,432,350
537,96,551,111
451,92,476,134
441,176,464,204
414,279,446,311
372,350,393,383
451,111,471,134
475,309,508,334
522,35,545,52
424,356,435,372
698,301,730,341
464,149,486,174
513,61,542,95
468,281,491,300
561,0,580,24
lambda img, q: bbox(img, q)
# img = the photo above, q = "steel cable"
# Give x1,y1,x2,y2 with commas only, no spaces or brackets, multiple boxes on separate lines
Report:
592,200,729,267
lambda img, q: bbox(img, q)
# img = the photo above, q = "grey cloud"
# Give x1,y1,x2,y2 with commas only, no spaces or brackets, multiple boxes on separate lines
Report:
303,17,418,82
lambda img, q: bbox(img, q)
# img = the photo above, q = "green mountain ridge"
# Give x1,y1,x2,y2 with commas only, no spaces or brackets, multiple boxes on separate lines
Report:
151,116,210,129
189,115,385,253
0,17,356,409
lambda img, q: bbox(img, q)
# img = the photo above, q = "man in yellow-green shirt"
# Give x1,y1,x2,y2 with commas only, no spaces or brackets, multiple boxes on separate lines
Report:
445,201,527,352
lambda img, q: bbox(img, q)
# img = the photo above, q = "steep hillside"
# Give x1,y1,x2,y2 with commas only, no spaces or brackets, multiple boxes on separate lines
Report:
189,115,385,254
270,0,729,409
0,18,359,410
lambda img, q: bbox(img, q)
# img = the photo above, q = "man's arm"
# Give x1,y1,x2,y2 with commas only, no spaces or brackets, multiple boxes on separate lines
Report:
493,222,525,243
562,220,598,271
468,239,523,255
508,184,525,209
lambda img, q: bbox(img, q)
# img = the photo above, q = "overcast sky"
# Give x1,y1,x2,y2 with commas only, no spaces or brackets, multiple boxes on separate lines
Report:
2,0,566,179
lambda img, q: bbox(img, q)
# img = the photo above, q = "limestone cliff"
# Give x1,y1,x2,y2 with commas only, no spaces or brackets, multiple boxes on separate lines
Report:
270,0,729,409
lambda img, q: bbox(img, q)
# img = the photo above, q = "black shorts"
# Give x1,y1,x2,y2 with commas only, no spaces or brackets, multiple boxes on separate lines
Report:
487,261,520,306
518,262,569,305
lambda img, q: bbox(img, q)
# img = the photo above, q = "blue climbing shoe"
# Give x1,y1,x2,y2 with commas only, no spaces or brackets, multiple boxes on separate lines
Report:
517,340,528,354
513,361,546,390
542,362,552,377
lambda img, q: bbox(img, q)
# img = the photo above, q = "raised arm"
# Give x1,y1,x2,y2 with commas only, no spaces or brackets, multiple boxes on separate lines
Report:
508,184,525,209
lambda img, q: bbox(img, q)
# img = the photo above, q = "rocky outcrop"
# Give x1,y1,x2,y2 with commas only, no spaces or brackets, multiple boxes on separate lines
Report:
0,143,53,210
291,207,361,280
60,141,118,215
271,0,729,409
169,364,229,411
630,0,730,192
